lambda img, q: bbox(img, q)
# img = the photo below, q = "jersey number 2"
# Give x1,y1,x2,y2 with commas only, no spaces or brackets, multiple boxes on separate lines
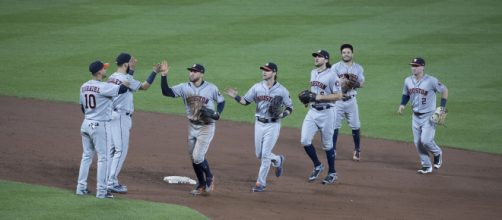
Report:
84,94,96,109
421,97,426,105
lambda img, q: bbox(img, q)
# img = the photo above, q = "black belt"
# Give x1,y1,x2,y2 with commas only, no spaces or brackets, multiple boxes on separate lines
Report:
413,111,431,116
189,120,211,125
311,105,332,111
256,117,278,123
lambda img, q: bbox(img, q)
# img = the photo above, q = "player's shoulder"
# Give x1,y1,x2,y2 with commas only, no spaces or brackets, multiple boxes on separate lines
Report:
202,81,219,90
425,74,439,81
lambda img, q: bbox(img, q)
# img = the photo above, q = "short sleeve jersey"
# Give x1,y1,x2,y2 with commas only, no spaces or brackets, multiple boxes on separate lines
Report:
80,80,120,121
171,81,225,119
243,81,293,119
402,74,446,113
310,68,342,106
107,72,142,113
331,61,365,96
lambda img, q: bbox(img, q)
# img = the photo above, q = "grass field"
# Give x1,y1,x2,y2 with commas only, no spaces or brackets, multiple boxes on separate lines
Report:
0,0,500,155
0,180,207,220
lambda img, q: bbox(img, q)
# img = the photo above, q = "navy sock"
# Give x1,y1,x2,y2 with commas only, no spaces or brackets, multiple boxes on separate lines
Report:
352,129,361,152
332,129,339,151
192,163,206,187
201,159,213,179
326,148,336,173
304,145,321,167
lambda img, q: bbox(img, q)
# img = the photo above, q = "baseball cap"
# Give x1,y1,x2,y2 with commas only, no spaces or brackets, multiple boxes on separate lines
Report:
187,64,205,73
260,62,278,72
312,49,330,59
89,60,109,74
116,53,132,66
410,57,425,66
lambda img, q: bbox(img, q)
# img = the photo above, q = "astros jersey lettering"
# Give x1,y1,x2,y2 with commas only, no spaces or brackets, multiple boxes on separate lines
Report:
80,80,120,121
108,72,142,113
402,74,445,113
172,81,224,122
243,81,293,118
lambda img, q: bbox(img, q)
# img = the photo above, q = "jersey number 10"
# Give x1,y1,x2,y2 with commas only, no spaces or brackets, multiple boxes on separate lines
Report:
84,94,96,109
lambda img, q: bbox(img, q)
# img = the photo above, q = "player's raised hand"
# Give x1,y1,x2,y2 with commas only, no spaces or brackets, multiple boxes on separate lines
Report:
159,60,169,76
129,56,137,71
397,105,405,115
224,87,238,98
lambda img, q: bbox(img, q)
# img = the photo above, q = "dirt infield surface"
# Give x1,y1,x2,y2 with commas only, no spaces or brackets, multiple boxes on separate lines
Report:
1,96,501,219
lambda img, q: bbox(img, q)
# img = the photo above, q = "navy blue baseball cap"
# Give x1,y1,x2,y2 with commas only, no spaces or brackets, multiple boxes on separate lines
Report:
89,60,109,74
116,53,131,66
312,49,330,59
187,64,205,73
260,62,278,72
410,57,425,66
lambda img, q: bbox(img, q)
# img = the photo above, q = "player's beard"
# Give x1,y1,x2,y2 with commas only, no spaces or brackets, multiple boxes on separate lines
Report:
343,55,352,62
189,75,201,83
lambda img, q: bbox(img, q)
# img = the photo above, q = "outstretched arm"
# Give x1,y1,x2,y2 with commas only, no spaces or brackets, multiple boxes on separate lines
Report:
224,87,250,105
159,60,175,97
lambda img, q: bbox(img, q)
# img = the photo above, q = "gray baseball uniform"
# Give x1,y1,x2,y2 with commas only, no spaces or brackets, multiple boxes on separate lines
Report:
331,61,365,130
77,80,120,198
170,81,224,164
243,81,292,187
106,72,142,189
301,68,341,150
402,74,445,168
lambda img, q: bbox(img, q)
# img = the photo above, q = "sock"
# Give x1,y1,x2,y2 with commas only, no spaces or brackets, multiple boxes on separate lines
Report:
352,129,361,152
201,159,213,179
332,129,339,151
326,148,336,173
192,163,206,187
304,144,321,167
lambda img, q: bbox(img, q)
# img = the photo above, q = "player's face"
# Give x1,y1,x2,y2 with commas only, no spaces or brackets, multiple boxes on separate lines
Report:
189,70,202,82
314,55,327,67
262,70,274,80
341,48,353,62
411,65,424,76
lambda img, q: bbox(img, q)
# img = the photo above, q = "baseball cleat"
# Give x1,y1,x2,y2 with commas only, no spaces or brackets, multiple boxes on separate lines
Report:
109,184,128,194
275,155,285,177
206,176,214,193
433,154,442,169
417,167,433,174
97,191,114,199
352,151,360,161
321,172,338,185
190,184,206,196
251,184,266,192
76,188,91,196
308,164,325,182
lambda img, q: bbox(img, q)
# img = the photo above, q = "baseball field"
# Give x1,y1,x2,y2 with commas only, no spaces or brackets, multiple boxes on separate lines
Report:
1,0,501,219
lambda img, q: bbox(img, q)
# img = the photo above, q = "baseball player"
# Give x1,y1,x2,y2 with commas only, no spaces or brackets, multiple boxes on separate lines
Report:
397,57,448,174
224,62,293,192
301,50,344,184
160,61,225,196
330,44,365,161
76,60,131,199
106,52,160,193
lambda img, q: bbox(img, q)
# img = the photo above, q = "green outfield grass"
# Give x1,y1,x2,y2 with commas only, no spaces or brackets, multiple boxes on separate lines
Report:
0,0,501,153
0,180,207,220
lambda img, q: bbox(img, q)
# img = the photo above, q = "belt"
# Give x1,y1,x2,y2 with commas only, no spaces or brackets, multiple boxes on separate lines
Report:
311,104,332,111
189,119,211,125
256,117,278,123
413,111,431,116
114,109,132,116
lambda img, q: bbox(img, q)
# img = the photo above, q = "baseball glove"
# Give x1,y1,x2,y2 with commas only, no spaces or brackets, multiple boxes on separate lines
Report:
186,96,205,121
430,107,448,125
298,90,316,106
201,107,220,120
341,73,360,93
268,96,284,118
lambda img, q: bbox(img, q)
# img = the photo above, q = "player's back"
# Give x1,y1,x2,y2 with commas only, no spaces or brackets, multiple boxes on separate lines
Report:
80,80,119,121
108,72,141,113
